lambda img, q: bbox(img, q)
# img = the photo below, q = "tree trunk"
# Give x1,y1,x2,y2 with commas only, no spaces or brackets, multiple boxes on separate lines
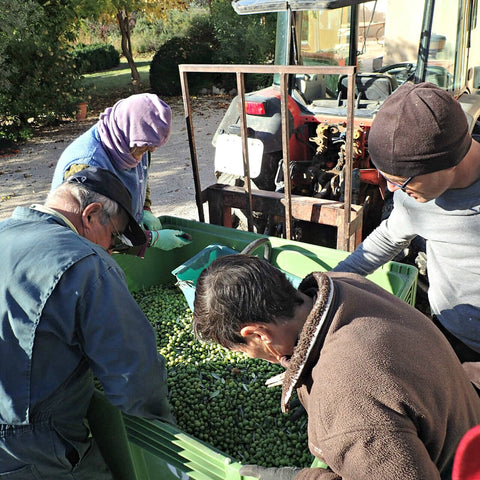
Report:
116,9,140,93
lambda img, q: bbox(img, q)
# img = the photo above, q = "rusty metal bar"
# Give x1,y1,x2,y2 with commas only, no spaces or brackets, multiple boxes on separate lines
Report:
236,71,254,232
179,69,204,222
205,184,364,250
280,8,293,240
341,72,355,251
179,64,354,75
280,72,292,240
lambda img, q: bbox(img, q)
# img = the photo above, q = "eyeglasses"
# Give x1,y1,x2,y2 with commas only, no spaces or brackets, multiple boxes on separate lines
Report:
107,214,133,247
379,172,415,192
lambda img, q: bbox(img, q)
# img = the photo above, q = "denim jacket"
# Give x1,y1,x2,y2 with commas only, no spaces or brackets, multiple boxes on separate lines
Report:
0,207,172,426
51,124,149,224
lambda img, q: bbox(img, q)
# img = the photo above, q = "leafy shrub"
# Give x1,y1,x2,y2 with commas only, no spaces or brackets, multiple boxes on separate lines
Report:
150,37,190,96
77,18,121,47
211,0,276,64
149,1,276,96
210,0,276,91
77,9,210,57
130,13,165,54
72,43,120,74
135,31,161,55
0,0,83,143
150,16,219,96
135,8,210,55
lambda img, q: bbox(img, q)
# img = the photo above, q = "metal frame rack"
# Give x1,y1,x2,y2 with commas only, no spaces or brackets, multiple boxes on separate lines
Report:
178,63,362,252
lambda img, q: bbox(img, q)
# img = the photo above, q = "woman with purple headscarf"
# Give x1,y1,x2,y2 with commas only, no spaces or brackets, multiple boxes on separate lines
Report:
51,93,191,254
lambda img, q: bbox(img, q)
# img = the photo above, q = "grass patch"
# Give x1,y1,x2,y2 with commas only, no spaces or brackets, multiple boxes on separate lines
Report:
82,56,153,96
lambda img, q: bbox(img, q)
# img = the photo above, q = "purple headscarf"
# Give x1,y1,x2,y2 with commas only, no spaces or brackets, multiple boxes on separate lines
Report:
98,93,172,170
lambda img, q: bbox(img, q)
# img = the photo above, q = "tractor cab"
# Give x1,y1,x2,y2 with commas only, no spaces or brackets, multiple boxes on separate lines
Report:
233,0,480,112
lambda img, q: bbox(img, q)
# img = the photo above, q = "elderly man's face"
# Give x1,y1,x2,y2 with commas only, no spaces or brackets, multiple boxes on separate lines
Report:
81,204,127,254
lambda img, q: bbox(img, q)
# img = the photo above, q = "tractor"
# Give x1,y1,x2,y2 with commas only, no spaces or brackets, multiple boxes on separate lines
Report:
211,0,480,248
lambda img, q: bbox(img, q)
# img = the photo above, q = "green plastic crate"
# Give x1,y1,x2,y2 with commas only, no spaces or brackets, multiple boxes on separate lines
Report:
114,216,417,307
172,243,302,311
171,244,238,310
87,390,245,480
99,216,418,480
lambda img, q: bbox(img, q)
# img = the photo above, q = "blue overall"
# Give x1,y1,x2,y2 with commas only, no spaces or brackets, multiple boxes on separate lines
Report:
0,207,173,478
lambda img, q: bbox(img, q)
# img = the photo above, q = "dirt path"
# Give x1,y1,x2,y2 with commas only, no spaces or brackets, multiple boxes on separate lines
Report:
0,95,230,222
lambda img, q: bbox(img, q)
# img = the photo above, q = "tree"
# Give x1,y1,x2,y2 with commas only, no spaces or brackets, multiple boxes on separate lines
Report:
210,0,277,90
78,0,189,92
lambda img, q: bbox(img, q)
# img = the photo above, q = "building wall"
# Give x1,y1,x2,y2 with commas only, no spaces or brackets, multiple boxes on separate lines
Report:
383,0,423,65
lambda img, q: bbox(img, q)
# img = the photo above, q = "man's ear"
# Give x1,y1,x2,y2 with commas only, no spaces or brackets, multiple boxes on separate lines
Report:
240,324,272,343
81,202,102,226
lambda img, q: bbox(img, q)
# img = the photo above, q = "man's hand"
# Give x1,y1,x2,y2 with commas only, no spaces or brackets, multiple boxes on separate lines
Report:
415,251,427,276
239,465,301,480
149,229,192,251
142,209,162,231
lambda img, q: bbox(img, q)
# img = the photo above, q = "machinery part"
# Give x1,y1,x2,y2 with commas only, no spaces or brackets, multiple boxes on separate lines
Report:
378,63,416,85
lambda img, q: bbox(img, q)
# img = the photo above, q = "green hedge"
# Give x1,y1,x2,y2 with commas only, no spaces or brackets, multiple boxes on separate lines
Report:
149,1,276,97
72,43,120,74
150,16,219,96
0,0,82,143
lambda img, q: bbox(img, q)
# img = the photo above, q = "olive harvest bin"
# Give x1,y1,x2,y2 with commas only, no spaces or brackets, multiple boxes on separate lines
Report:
86,216,418,480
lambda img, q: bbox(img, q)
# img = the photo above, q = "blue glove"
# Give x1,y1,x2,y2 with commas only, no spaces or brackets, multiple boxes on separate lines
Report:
149,229,192,251
142,209,163,231
239,466,301,480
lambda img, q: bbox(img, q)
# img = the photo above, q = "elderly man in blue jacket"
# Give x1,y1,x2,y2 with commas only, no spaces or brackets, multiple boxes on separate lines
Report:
0,167,173,479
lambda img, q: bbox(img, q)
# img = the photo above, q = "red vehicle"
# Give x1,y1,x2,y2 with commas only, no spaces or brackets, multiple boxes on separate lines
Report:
212,0,480,246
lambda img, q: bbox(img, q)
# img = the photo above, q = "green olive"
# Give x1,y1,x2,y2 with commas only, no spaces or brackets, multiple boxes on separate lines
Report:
132,284,313,468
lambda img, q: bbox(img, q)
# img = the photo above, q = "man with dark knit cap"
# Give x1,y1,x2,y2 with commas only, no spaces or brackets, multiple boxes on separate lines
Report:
333,81,480,365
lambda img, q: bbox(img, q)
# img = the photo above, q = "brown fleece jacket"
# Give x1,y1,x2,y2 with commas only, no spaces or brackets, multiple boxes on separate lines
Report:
281,272,480,480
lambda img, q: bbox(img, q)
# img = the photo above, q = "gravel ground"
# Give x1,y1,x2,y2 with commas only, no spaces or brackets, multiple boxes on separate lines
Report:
0,95,231,222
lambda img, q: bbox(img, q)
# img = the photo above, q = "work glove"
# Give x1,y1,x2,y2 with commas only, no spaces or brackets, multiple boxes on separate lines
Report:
415,251,427,276
148,229,192,251
142,209,163,231
240,465,302,480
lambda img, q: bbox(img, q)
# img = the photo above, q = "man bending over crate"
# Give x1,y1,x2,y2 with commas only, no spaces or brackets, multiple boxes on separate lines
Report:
192,254,480,480
0,167,174,479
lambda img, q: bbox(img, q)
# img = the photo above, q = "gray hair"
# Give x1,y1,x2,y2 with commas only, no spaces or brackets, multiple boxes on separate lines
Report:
47,181,123,225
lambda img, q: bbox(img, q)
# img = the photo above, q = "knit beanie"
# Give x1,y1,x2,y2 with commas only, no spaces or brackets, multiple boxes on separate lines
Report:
368,82,471,176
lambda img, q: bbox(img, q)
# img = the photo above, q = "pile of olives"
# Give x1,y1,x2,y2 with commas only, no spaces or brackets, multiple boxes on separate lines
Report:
133,284,313,468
